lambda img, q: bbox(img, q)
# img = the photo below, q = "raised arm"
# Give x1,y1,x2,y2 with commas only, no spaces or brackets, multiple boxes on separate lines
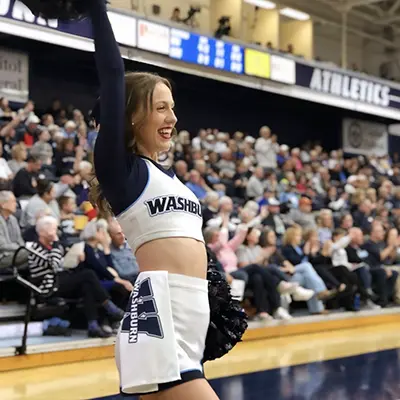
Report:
89,0,128,183
227,225,247,251
331,235,351,251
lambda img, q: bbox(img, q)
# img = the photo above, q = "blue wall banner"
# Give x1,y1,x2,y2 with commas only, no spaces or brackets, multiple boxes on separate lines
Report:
296,63,400,110
170,28,244,74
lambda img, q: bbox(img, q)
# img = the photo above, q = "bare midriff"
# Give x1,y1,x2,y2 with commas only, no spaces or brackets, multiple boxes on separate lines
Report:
135,237,208,279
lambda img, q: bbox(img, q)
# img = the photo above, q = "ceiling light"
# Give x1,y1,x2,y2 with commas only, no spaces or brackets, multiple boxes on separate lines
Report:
244,0,276,9
279,7,310,21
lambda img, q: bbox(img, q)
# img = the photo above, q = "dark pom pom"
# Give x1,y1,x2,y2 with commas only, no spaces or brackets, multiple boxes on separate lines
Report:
203,269,248,362
19,0,94,21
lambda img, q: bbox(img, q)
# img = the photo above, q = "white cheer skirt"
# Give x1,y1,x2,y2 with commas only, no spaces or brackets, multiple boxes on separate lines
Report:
115,270,210,395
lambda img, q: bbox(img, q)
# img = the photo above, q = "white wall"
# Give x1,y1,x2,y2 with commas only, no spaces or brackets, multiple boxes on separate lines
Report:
242,4,279,46
362,40,400,80
313,23,399,82
313,24,364,70
110,0,211,34
110,0,142,12
281,19,313,60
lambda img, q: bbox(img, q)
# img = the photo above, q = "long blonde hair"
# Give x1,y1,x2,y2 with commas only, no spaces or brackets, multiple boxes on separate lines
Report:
283,225,302,246
89,72,175,218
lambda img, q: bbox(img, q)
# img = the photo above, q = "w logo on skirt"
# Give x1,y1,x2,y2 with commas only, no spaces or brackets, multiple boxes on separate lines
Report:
121,278,164,343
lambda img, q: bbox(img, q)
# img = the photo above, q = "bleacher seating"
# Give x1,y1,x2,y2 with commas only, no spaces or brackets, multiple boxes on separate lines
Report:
1,93,400,356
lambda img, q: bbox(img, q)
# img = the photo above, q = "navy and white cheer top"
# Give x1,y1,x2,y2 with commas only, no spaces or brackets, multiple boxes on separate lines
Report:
116,158,204,253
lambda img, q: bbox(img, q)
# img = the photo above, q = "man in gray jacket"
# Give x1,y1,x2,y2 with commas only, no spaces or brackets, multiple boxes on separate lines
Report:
288,197,317,231
0,191,28,269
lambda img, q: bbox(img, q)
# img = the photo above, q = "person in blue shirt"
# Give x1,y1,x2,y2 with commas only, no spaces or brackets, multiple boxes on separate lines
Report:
108,220,139,284
79,220,132,310
185,169,209,200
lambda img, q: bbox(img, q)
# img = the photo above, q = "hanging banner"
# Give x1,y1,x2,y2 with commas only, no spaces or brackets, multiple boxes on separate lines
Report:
342,118,388,156
108,12,137,48
0,48,29,103
296,63,400,110
138,20,169,55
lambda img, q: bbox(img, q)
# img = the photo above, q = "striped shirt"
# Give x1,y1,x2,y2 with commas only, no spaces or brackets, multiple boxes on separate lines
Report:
27,242,64,295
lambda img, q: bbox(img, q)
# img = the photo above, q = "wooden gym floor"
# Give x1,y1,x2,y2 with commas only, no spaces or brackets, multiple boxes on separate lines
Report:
1,318,400,400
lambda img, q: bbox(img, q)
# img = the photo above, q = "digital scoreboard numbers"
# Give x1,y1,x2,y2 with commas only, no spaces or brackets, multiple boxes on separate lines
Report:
170,29,244,74
214,40,244,74
197,36,211,66
229,43,244,74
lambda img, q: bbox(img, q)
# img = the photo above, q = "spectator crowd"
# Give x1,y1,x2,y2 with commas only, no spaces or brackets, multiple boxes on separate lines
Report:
1,95,400,338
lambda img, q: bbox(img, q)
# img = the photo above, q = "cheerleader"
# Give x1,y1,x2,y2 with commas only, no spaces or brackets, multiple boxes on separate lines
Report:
21,0,247,397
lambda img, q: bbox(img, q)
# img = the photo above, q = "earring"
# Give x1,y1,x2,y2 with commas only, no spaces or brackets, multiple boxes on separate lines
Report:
132,122,135,126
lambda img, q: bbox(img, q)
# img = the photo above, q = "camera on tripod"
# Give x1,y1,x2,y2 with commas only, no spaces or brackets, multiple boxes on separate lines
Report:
215,16,231,38
182,6,201,26
188,6,201,18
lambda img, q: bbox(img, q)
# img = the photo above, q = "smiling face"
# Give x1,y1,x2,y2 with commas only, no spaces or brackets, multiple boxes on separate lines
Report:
128,74,177,159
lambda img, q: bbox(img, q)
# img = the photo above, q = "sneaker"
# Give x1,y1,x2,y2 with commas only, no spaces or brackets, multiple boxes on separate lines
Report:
317,289,338,301
292,287,315,302
280,293,292,310
277,281,299,295
88,326,112,338
101,325,113,334
367,289,379,303
257,312,274,321
273,307,293,320
365,299,381,310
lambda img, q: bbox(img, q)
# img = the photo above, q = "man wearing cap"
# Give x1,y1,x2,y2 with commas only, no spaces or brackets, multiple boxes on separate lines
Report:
262,198,286,238
277,144,289,167
63,121,78,146
288,197,317,230
19,114,41,147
